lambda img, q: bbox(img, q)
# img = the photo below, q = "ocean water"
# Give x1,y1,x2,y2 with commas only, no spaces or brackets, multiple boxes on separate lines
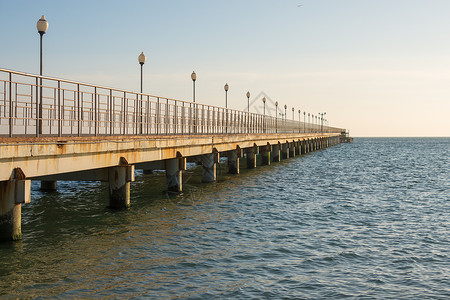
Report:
0,138,449,299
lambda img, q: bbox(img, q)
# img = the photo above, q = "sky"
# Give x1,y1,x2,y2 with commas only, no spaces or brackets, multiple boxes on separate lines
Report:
1,0,449,137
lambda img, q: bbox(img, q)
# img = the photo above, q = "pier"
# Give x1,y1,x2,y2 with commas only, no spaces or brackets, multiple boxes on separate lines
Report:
0,68,348,241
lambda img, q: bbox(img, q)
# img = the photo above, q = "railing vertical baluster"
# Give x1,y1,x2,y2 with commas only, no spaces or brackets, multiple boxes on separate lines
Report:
135,93,138,135
35,77,39,137
181,102,184,135
156,97,160,135
166,99,169,135
109,90,113,135
8,72,12,137
123,92,127,135
146,95,150,134
77,84,81,136
58,81,61,137
94,87,97,136
174,101,177,135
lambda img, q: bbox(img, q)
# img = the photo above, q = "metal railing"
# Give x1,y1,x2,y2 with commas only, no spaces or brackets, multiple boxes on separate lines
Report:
0,68,343,137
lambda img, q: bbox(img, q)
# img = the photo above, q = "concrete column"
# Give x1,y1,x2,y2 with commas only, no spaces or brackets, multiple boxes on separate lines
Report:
0,169,30,242
108,164,134,209
289,143,295,158
227,150,240,174
246,148,256,169
261,145,271,166
272,144,281,162
295,142,300,156
201,153,217,183
165,158,182,193
281,143,289,159
41,180,57,191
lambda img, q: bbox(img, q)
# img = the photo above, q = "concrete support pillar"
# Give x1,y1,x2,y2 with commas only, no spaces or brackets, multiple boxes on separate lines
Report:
281,143,289,159
261,145,271,166
41,180,57,191
272,144,281,162
246,147,256,169
0,169,30,242
295,142,300,156
165,158,182,193
289,143,295,158
201,153,218,183
227,150,240,174
108,164,134,209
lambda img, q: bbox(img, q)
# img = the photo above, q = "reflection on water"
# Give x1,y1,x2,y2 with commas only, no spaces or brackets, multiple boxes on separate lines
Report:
0,138,449,298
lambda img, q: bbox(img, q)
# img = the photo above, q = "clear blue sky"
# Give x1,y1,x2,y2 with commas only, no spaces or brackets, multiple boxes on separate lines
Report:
1,0,449,137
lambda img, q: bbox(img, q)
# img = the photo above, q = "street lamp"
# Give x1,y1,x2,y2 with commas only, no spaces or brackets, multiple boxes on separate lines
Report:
191,71,197,103
275,101,278,133
284,105,287,127
138,52,146,134
246,91,250,112
298,109,301,133
308,113,310,133
292,107,295,120
262,97,266,116
224,83,229,108
318,112,326,135
303,111,306,133
36,15,48,136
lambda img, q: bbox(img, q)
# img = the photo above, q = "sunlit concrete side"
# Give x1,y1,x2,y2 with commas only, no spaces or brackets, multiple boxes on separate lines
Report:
0,133,342,241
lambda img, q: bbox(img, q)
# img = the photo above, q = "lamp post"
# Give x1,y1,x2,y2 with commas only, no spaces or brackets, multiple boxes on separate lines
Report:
292,107,295,120
318,112,326,135
303,111,306,133
190,71,197,133
36,15,48,136
191,71,197,103
284,104,287,121
298,109,301,133
224,83,229,108
262,97,266,116
308,113,310,133
224,83,229,133
246,91,250,112
138,52,146,134
275,101,278,133
262,97,266,133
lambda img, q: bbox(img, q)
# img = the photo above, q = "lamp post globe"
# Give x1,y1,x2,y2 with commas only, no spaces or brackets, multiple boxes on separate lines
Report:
37,15,48,36
138,52,146,65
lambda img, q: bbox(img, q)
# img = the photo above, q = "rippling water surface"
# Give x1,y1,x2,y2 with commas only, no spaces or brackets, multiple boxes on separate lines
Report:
0,138,449,299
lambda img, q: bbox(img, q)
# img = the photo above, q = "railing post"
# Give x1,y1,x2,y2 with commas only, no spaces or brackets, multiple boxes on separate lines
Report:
57,81,61,137
174,101,178,135
77,84,81,137
94,87,97,136
123,92,127,135
109,90,113,135
156,97,160,135
8,72,12,137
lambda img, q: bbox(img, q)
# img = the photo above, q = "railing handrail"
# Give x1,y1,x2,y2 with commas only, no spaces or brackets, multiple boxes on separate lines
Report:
0,67,345,137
